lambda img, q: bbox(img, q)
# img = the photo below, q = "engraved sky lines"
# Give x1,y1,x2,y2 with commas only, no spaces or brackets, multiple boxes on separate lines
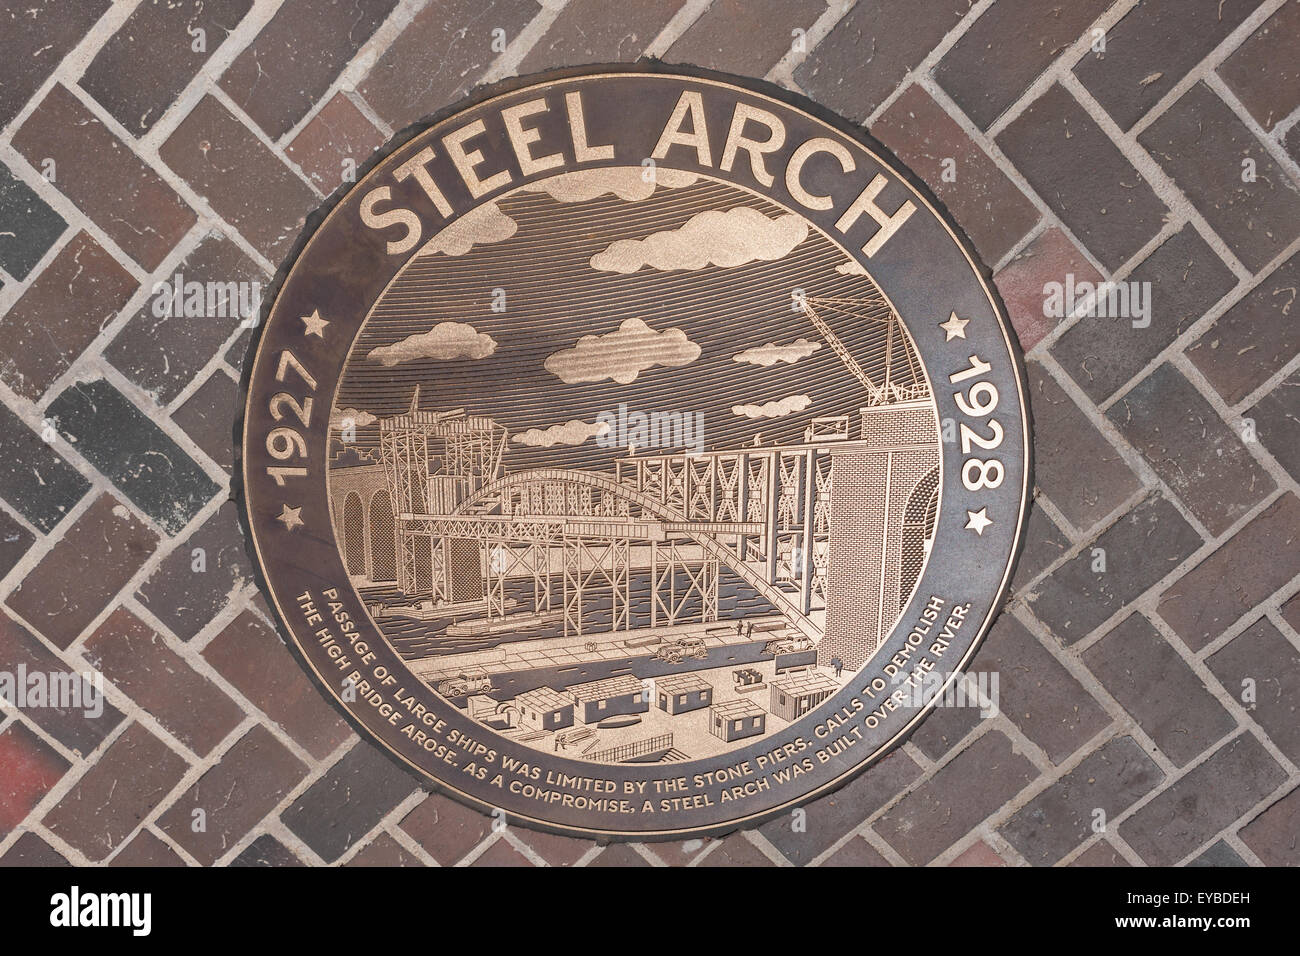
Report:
334,174,934,473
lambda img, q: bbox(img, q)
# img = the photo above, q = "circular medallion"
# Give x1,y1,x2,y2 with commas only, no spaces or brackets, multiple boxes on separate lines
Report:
239,64,1032,840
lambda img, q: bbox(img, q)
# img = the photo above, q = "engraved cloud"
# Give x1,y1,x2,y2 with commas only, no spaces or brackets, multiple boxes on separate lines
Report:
544,318,701,384
367,321,497,366
589,207,809,273
522,166,697,203
732,338,823,367
511,419,612,447
419,201,517,256
731,394,813,419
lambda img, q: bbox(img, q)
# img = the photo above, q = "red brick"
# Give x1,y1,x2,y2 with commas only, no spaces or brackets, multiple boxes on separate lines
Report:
399,791,491,865
1139,83,1300,274
6,495,159,650
83,608,244,756
0,831,71,867
948,840,1008,866
0,722,70,840
359,0,538,131
1218,1,1300,131
666,0,826,77
43,722,189,861
1207,617,1300,764
201,610,352,760
346,832,425,867
0,1,110,128
820,836,891,866
935,0,1113,130
160,95,317,262
171,371,241,475
1158,494,1300,650
219,0,399,140
588,843,651,867
1248,370,1300,484
871,84,1039,265
0,232,136,400
994,227,1102,351
520,0,683,73
698,833,775,866
1069,840,1130,866
1237,785,1300,866
158,723,308,865
12,84,196,270
470,838,537,867
285,93,383,193
109,829,186,867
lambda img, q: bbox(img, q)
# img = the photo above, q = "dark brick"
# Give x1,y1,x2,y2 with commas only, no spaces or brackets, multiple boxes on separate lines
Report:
588,843,651,867
1188,839,1248,867
698,833,775,867
0,162,65,279
47,379,219,535
285,93,384,193
105,233,265,405
1026,362,1140,530
794,0,974,123
1218,2,1300,131
1069,840,1130,866
1085,614,1236,766
359,0,538,130
997,84,1169,271
0,403,90,534
80,0,253,136
202,610,352,759
83,608,243,755
0,511,35,580
1029,493,1202,645
666,0,826,76
281,741,416,863
1283,592,1300,635
12,84,196,270
1074,0,1264,131
136,501,253,642
229,834,303,866
1119,731,1284,865
399,791,491,865
1159,494,1300,650
1187,250,1300,404
875,731,1036,864
220,0,399,140
935,0,1113,130
0,611,124,755
159,723,308,865
172,372,240,474
346,832,424,867
994,227,1102,351
948,840,1009,866
1207,617,1300,764
471,838,537,867
975,614,1109,762
1238,785,1300,866
1010,500,1071,594
646,838,714,866
760,748,922,864
515,828,591,867
109,829,186,867
906,682,982,759
1140,83,1300,273
225,326,254,372
1248,370,1300,483
160,95,317,262
43,722,189,861
1000,736,1163,864
6,495,158,650
0,831,70,867
0,231,137,401
0,0,110,128
520,0,681,73
871,84,1039,265
0,722,70,841
820,836,891,866
1052,225,1238,402
1109,363,1274,536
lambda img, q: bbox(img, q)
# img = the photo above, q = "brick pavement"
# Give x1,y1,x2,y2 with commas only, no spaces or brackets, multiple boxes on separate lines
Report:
0,0,1297,867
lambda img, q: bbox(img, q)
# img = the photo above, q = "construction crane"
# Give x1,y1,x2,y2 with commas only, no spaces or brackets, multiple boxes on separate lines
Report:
798,294,928,407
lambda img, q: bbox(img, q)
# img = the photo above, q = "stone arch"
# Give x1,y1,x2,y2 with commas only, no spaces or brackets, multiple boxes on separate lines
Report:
369,489,396,582
898,465,940,604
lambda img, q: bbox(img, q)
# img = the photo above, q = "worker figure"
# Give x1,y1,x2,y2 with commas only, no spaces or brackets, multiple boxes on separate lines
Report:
736,621,744,636
745,621,755,638
831,656,843,678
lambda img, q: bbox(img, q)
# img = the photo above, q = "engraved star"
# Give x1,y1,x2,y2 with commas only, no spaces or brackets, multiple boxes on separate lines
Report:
277,503,305,532
939,311,970,341
301,309,329,338
965,507,993,535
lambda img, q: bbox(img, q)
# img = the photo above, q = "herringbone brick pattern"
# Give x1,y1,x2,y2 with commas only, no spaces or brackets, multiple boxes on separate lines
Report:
1,0,1297,867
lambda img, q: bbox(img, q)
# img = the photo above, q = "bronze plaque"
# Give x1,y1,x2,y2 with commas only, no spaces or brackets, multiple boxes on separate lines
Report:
239,64,1032,840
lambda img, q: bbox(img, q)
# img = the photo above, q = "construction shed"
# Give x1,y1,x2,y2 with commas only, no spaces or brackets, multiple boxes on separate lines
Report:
514,686,574,733
709,699,766,742
655,673,713,715
567,674,648,724
769,672,840,721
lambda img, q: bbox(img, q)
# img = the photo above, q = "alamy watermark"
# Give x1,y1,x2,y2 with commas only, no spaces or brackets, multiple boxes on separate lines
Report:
596,403,705,455
151,271,263,327
0,665,104,718
1044,273,1152,328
